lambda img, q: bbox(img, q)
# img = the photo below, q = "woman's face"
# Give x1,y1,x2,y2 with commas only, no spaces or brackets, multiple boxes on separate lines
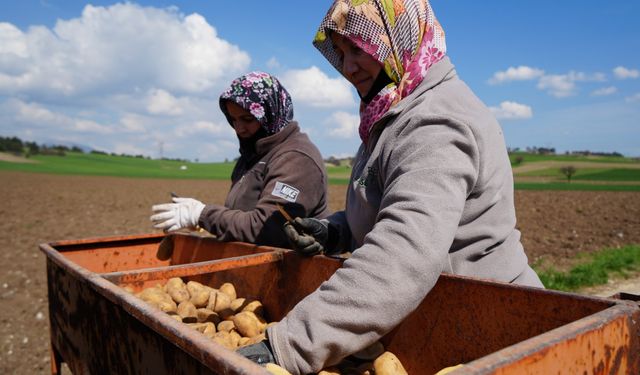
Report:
225,101,262,139
330,32,382,97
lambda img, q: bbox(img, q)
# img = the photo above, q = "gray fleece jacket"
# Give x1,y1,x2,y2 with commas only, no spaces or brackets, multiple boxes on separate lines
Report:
267,57,543,374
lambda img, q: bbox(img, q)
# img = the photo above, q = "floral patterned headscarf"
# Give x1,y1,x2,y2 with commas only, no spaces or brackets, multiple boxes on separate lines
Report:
219,71,294,136
313,0,446,144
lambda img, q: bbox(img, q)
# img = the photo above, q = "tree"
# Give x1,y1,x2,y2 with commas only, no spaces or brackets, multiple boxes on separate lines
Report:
514,155,524,166
0,136,23,154
560,166,577,183
326,156,341,166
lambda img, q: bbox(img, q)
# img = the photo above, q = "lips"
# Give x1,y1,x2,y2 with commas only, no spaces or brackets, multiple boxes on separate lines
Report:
355,77,372,93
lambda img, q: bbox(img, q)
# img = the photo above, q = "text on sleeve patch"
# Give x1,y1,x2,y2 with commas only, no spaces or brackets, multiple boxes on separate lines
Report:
272,181,300,203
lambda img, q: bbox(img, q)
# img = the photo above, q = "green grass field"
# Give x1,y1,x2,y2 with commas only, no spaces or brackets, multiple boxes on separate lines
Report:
535,245,640,291
0,152,234,179
2,151,640,191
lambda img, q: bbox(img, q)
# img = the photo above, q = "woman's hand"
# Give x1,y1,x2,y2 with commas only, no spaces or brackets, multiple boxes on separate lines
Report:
283,217,331,255
150,197,205,232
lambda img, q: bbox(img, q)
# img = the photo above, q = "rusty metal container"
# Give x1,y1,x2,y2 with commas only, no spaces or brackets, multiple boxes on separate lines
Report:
40,233,640,374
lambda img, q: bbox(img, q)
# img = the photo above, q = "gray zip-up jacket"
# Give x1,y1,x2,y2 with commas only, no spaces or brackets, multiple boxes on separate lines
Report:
267,57,543,374
198,122,330,248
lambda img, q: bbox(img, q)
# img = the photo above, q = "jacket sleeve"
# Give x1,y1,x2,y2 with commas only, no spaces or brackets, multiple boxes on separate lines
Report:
267,119,480,374
323,210,353,253
198,150,328,247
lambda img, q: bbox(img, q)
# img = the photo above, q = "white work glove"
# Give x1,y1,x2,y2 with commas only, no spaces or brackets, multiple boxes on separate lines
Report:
150,197,205,232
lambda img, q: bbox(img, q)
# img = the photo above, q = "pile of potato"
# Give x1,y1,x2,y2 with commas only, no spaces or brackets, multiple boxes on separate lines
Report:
133,278,270,350
131,278,416,375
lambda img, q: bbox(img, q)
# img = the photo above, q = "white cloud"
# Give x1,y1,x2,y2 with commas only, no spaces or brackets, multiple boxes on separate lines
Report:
281,66,355,108
570,71,607,82
197,140,238,161
175,120,230,138
591,86,617,96
146,89,184,116
120,114,148,133
74,119,112,134
537,75,576,98
8,98,62,124
488,66,544,84
491,65,608,98
0,4,258,161
4,98,112,134
113,142,147,156
489,101,533,120
326,111,359,138
536,71,605,98
266,57,281,70
0,3,250,98
613,66,639,80
626,93,640,103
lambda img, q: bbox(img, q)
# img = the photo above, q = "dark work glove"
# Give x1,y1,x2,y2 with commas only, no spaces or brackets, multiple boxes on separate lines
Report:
236,339,275,365
283,217,337,256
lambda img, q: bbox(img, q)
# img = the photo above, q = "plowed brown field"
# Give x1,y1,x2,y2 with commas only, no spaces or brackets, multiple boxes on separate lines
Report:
1,171,639,374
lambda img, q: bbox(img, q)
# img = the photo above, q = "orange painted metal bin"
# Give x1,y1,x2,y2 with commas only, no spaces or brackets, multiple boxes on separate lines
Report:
40,232,640,374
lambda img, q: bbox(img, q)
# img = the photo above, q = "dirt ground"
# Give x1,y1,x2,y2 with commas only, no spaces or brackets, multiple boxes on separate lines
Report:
1,170,639,374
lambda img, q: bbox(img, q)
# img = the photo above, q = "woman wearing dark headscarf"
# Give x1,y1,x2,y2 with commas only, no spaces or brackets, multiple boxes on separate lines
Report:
150,71,329,248
237,1,543,373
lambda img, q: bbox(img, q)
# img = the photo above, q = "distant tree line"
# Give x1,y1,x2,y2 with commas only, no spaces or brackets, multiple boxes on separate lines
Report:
565,150,623,157
508,146,624,158
324,156,355,167
0,136,82,157
508,146,556,155
89,149,152,160
0,135,156,159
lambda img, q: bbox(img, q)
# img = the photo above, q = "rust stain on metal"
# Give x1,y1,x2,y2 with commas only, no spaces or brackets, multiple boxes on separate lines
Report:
39,233,640,375
102,250,284,284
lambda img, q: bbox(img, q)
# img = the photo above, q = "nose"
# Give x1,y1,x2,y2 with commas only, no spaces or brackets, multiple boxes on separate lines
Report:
233,121,245,132
342,52,359,79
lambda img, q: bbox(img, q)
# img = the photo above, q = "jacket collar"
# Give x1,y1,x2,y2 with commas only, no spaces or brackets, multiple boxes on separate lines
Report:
364,57,456,150
255,121,299,156
386,56,456,118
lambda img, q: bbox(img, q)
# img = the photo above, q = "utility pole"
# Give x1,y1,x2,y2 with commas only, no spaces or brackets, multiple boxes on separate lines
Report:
159,141,164,160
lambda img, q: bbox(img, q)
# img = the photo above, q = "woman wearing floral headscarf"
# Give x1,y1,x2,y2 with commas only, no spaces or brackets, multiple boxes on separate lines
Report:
237,1,543,373
150,71,329,248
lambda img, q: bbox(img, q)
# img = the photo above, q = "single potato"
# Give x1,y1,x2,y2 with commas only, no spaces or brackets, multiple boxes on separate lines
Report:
219,282,237,300
177,301,198,323
373,352,408,375
233,311,267,338
217,320,236,333
166,277,190,304
265,363,292,375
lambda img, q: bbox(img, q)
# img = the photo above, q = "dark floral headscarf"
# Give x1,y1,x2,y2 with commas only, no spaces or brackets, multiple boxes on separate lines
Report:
219,71,294,135
313,0,446,144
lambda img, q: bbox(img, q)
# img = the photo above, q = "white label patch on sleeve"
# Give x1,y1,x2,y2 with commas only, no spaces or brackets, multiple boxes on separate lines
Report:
272,181,300,203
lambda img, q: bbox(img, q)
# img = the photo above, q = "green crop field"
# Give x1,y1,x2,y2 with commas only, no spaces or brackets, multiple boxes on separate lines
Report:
0,152,234,179
2,151,640,191
535,245,640,291
575,169,640,182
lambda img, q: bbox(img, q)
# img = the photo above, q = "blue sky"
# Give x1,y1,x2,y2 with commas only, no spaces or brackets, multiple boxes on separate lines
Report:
1,1,639,161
